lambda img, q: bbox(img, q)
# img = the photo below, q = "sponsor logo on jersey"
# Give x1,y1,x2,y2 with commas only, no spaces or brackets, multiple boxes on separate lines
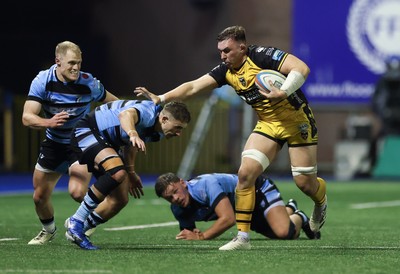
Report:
272,50,284,61
347,0,400,74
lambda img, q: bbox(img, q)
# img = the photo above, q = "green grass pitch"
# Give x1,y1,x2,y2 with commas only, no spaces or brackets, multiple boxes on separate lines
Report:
0,181,399,274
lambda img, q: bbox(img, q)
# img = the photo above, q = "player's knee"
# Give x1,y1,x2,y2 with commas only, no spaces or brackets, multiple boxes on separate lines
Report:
69,188,86,203
241,149,270,170
291,166,318,193
94,166,126,196
32,188,51,205
275,221,296,240
98,156,127,183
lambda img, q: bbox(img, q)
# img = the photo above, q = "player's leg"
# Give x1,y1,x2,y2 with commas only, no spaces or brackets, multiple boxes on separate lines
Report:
68,161,92,203
266,205,299,239
66,147,127,249
219,133,278,250
288,145,327,232
28,168,60,245
83,176,130,234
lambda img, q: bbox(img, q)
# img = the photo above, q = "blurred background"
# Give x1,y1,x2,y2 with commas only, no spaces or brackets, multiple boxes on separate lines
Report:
1,0,399,182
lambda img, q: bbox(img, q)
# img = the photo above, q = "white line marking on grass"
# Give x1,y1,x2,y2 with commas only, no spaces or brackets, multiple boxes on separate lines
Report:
1,270,112,273
130,243,400,250
350,200,400,209
104,221,178,231
0,238,19,241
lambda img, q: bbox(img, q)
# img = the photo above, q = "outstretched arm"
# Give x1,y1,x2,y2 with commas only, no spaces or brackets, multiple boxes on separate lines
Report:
175,196,235,240
134,74,218,104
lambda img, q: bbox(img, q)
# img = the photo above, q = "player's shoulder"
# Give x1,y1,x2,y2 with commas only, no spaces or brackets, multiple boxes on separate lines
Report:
78,70,95,82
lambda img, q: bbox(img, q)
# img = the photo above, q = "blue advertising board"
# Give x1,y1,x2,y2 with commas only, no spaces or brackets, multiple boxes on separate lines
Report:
292,0,400,106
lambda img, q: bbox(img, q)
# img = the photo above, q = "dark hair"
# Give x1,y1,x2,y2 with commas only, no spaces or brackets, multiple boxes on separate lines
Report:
155,172,180,197
217,25,246,43
163,101,191,123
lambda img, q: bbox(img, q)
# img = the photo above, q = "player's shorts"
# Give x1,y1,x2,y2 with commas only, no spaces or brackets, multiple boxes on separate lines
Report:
254,104,318,147
70,115,114,174
251,174,285,238
35,138,78,174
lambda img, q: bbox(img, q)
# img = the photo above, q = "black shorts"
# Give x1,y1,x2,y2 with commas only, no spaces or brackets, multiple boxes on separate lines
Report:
36,138,79,174
250,176,285,239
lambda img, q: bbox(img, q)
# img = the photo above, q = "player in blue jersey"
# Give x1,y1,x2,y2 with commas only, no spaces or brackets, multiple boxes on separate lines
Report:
22,41,119,245
155,172,319,242
65,100,191,250
135,25,327,250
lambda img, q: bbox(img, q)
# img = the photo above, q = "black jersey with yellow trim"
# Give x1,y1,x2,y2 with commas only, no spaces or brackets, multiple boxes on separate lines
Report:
209,45,308,121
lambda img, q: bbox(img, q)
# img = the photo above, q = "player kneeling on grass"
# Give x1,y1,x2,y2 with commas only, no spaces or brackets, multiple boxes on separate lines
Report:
65,100,191,250
155,173,320,245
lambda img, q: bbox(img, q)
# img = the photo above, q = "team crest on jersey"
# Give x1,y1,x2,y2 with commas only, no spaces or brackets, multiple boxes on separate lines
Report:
82,73,89,79
239,77,246,87
347,0,400,74
299,123,309,140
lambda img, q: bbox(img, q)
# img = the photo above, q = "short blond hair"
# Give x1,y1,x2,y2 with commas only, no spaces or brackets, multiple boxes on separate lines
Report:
55,41,82,58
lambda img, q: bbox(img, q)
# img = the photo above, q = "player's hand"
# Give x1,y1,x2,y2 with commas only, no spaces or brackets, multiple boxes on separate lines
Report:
49,111,69,128
130,135,146,153
176,229,204,240
128,172,144,198
258,80,287,102
134,87,161,105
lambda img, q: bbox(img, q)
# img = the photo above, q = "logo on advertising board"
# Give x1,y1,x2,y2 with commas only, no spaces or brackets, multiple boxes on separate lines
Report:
347,0,400,74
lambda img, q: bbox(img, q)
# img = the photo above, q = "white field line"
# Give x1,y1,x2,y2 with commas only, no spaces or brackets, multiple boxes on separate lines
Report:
0,238,19,241
1,270,112,273
104,221,178,231
350,200,400,209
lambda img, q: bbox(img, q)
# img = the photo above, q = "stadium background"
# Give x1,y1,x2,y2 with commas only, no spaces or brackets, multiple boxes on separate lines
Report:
0,0,398,181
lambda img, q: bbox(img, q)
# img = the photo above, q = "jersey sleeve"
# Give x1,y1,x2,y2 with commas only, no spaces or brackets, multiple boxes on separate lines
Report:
248,45,289,72
208,64,229,87
79,72,107,102
27,71,47,103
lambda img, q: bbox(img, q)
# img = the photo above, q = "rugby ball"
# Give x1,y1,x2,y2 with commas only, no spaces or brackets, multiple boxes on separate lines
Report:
255,70,286,93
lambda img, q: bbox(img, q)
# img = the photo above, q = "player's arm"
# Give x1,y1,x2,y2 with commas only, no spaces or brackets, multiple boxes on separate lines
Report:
134,74,218,104
263,54,310,100
123,145,144,198
22,100,69,129
118,108,146,153
176,196,235,240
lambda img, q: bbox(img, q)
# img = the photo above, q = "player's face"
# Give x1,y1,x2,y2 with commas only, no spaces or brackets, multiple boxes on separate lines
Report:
55,49,82,82
162,180,190,207
161,117,187,139
217,38,246,69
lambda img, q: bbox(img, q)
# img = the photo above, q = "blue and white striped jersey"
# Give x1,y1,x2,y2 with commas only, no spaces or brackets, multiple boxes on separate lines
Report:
27,64,106,144
93,100,163,147
171,173,280,231
171,173,237,230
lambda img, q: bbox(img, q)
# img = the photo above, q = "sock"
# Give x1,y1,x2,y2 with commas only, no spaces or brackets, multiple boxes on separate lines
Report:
72,188,101,223
237,231,250,239
40,217,56,233
311,177,327,206
84,211,106,232
235,185,255,233
294,210,309,227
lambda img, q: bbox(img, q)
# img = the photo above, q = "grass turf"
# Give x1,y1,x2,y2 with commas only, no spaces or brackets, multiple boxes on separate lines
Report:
0,181,399,274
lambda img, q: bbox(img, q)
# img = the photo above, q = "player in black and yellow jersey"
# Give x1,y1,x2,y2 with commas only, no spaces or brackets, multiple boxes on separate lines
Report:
135,25,327,250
